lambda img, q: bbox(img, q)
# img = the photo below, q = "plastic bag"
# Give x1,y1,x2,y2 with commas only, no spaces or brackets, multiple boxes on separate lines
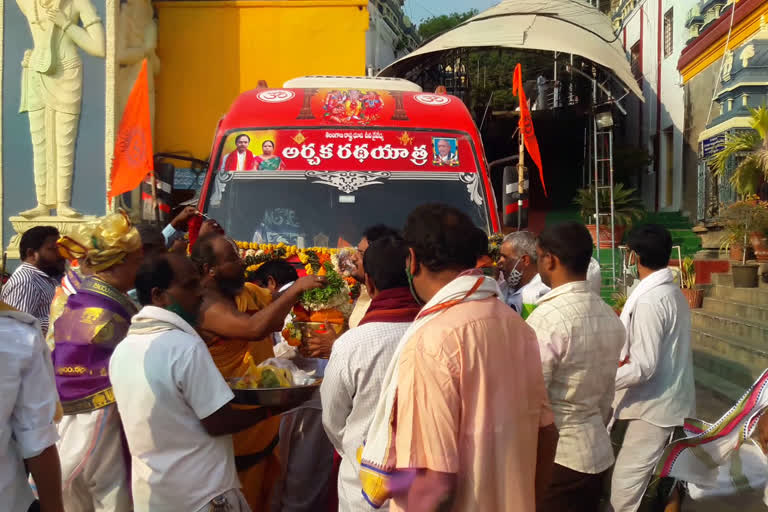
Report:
258,357,317,386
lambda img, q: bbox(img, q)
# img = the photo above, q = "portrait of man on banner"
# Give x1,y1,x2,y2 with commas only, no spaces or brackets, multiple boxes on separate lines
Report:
432,137,459,167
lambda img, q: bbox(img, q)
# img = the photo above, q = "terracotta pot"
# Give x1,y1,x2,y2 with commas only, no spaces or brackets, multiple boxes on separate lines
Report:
732,264,759,288
586,224,626,249
681,288,704,309
729,244,756,262
750,232,768,262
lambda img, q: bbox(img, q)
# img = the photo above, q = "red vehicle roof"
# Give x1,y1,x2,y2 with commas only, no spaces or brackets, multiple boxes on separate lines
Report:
202,87,499,231
218,88,483,135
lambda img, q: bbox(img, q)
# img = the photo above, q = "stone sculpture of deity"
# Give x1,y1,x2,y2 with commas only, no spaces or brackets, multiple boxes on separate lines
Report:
117,0,160,135
16,0,106,218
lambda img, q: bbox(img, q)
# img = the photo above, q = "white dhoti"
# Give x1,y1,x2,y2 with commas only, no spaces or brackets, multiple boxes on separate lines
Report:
57,404,131,512
609,419,674,512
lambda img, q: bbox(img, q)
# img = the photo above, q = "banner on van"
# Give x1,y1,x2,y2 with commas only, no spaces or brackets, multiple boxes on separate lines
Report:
217,129,477,173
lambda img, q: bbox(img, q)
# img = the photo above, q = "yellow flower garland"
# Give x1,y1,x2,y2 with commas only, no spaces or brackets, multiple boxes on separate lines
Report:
237,241,342,274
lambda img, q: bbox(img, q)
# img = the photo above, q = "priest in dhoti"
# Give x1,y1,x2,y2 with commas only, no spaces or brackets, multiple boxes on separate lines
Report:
191,233,326,510
52,212,143,511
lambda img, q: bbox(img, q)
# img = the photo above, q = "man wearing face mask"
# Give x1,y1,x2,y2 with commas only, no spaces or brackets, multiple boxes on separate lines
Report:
110,254,286,512
609,225,694,512
498,231,550,318
359,204,558,512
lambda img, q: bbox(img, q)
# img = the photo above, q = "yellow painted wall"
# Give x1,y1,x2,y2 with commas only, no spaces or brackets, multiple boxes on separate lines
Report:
154,0,369,160
681,1,768,83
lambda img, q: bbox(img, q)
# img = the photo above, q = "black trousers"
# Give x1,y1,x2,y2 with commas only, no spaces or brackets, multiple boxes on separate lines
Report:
28,501,40,512
537,463,609,512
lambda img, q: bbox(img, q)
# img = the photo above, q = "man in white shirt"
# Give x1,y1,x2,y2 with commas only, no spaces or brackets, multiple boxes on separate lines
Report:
526,222,625,511
609,225,695,512
110,254,283,512
498,231,550,319
321,234,421,512
0,303,64,512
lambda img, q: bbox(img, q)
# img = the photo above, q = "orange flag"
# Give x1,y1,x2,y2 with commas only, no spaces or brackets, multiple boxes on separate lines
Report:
512,63,547,196
108,59,153,201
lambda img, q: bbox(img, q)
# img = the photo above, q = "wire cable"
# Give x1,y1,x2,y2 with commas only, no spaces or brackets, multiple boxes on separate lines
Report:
705,0,737,126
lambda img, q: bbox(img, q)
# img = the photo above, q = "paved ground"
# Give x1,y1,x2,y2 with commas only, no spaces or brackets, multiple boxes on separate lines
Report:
683,387,766,511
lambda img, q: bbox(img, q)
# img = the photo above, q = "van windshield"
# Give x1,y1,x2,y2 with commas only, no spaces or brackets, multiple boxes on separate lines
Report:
204,127,489,246
205,171,488,247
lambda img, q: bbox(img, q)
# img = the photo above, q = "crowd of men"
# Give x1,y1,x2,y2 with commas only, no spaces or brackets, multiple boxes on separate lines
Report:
0,201,724,512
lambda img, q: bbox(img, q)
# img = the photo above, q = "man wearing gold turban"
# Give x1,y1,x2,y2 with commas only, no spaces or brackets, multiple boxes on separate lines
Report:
50,211,142,512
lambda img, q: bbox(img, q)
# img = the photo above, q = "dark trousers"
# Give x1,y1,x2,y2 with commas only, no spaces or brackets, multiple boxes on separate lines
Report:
28,501,40,512
537,463,609,512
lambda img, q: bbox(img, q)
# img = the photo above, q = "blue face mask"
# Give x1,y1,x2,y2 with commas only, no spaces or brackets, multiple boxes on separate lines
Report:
166,299,198,327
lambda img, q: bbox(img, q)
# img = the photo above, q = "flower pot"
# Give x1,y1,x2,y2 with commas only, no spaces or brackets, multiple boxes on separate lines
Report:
586,224,626,249
732,264,759,288
729,244,745,262
750,232,768,262
681,288,704,309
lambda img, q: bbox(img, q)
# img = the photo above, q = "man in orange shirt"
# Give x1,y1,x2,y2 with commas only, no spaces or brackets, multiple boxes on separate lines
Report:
359,204,558,511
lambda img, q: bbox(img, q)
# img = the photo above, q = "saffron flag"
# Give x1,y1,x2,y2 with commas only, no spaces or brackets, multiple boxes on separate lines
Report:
108,59,153,200
512,63,547,196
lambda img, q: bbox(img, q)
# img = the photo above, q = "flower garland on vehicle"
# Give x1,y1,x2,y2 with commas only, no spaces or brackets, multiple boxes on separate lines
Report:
235,241,361,303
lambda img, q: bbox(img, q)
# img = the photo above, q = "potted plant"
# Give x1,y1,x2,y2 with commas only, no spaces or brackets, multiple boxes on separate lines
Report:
679,257,704,309
752,228,768,262
747,197,768,262
574,183,644,248
611,291,627,316
719,198,768,287
714,106,768,198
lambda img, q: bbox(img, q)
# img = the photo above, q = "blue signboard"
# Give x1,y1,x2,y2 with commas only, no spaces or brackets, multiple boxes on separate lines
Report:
702,134,726,159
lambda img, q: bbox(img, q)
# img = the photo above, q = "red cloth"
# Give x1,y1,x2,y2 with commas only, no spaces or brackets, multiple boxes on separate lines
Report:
358,287,420,326
187,215,203,250
223,150,256,171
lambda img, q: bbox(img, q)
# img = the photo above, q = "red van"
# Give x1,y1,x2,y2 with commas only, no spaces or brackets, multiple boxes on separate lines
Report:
199,76,500,247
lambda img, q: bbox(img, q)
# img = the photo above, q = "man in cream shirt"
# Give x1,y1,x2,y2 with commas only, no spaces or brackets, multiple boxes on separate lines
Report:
527,222,625,511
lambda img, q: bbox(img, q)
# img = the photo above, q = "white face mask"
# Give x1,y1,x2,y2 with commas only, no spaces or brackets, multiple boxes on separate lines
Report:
505,258,523,288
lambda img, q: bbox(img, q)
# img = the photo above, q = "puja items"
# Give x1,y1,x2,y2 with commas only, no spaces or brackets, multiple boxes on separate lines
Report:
230,358,320,407
291,249,357,343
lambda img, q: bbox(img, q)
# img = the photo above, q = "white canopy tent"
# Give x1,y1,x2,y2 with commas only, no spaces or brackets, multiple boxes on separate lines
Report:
379,0,642,100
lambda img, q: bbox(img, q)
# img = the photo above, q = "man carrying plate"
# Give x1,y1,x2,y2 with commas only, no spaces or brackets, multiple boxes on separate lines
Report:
110,254,287,512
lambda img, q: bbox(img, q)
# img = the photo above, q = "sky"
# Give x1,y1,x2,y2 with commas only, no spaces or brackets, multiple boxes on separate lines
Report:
404,0,500,24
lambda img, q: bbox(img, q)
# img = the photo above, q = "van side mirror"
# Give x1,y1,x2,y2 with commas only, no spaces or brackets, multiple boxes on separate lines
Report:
503,165,529,229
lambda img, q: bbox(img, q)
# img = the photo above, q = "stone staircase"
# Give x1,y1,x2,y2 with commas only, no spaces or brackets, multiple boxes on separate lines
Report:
692,273,768,402
638,211,702,258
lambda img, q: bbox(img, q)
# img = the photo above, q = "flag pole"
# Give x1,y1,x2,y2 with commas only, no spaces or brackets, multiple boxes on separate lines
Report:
150,170,159,223
517,123,525,230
